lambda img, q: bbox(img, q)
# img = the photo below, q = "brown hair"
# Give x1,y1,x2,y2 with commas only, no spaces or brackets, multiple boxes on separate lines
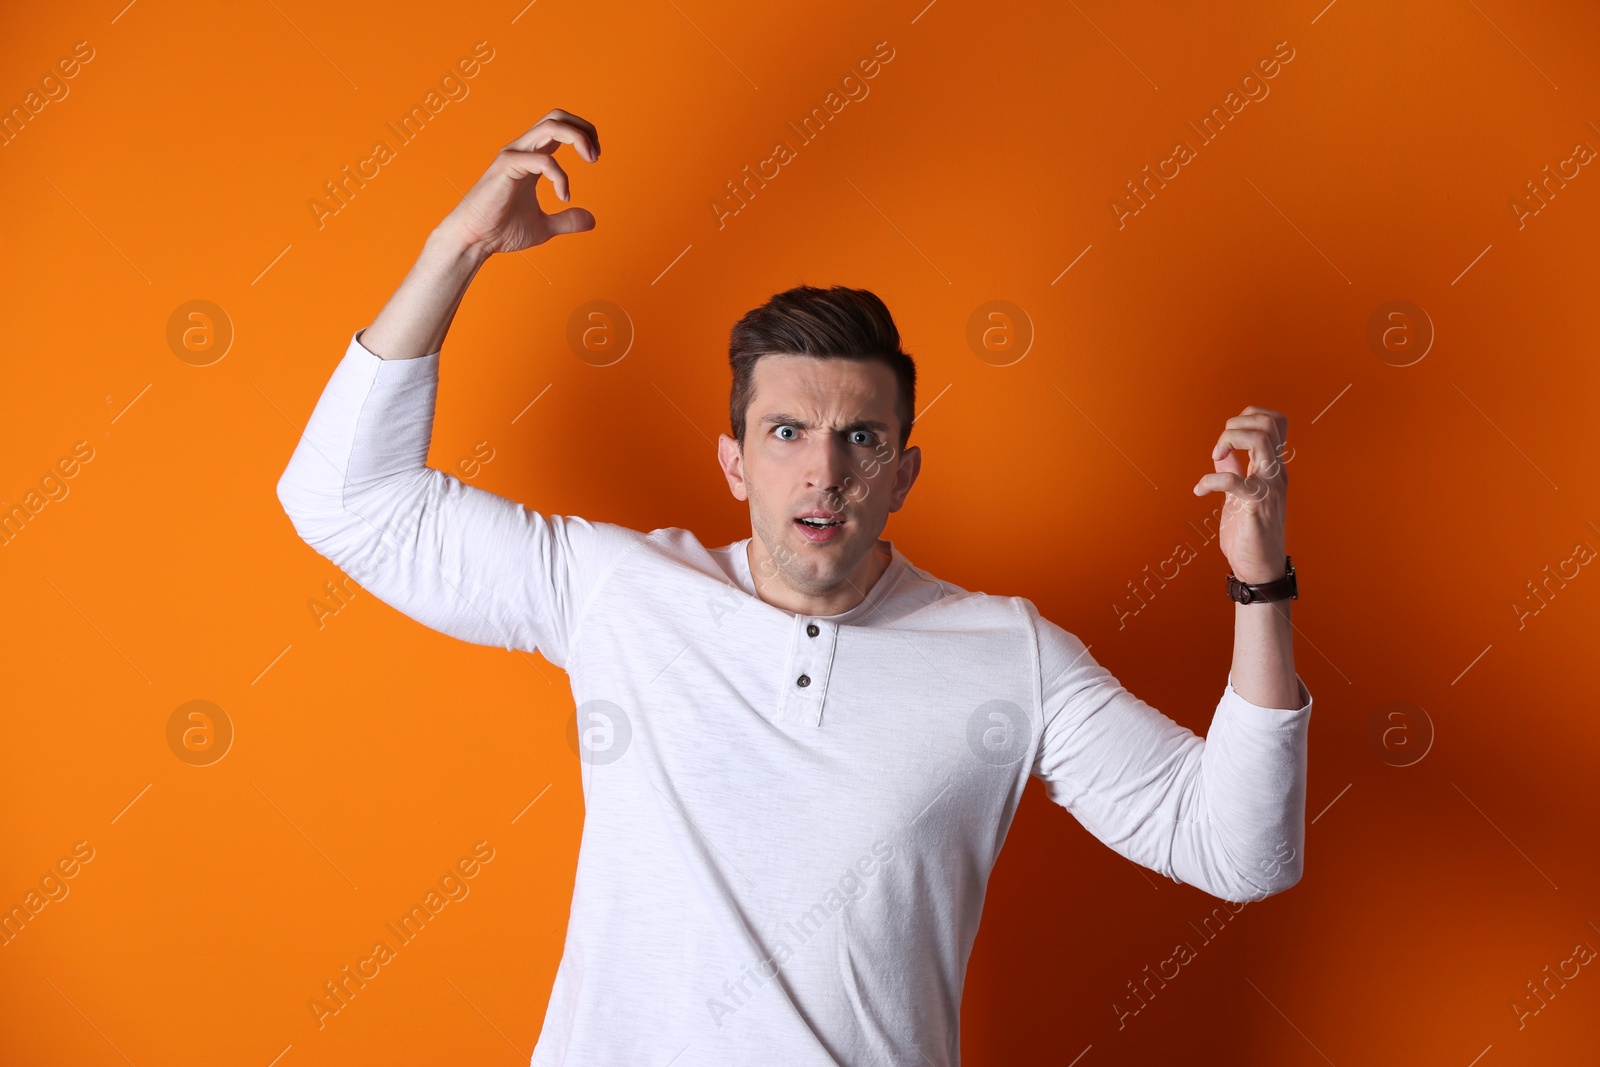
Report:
728,284,916,452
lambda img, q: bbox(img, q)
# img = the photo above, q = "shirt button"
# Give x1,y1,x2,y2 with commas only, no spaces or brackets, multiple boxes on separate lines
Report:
797,674,811,687
806,623,819,637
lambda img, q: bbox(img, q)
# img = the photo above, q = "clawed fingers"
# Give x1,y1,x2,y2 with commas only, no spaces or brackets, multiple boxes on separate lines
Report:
1211,408,1288,480
546,108,601,157
1210,427,1269,478
506,110,602,162
496,149,572,200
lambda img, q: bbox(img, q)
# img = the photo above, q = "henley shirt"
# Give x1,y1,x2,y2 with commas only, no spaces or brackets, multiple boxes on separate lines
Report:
276,328,1315,1067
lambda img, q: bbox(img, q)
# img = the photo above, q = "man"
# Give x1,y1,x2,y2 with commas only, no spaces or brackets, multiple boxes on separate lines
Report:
277,109,1312,1066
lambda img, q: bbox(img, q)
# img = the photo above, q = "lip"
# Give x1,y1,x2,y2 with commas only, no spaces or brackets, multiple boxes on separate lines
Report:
793,512,847,543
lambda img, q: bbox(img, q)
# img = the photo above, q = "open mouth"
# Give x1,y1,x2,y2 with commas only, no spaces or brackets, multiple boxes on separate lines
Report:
794,514,846,542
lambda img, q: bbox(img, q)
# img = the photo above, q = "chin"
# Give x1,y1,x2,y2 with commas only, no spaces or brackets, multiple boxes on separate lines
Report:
784,533,860,577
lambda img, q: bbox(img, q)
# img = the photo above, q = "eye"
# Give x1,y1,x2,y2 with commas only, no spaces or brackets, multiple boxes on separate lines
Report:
849,430,876,446
774,425,798,441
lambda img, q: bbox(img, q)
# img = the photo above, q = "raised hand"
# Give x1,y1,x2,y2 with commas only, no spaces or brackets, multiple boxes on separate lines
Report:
1192,405,1290,585
439,108,602,256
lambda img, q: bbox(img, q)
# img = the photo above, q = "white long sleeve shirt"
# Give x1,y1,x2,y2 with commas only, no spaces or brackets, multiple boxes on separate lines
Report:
276,329,1314,1066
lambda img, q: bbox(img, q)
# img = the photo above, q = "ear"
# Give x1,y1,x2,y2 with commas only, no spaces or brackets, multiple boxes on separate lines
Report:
717,432,749,501
886,444,921,513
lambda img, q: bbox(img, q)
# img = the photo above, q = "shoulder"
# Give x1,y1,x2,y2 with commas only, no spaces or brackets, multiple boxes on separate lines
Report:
603,523,740,585
895,561,1056,640
541,514,659,567
1004,594,1094,678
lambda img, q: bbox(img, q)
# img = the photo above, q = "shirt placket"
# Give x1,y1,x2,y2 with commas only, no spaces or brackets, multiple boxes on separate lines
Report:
777,614,840,726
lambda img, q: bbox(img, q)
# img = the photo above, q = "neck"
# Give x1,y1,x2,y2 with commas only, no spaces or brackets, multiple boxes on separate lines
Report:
746,537,893,617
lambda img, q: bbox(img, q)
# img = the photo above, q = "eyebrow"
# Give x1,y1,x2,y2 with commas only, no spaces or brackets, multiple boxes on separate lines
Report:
757,413,892,434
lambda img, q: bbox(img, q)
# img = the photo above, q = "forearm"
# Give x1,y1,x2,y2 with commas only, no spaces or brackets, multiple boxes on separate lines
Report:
1229,593,1302,709
360,225,493,361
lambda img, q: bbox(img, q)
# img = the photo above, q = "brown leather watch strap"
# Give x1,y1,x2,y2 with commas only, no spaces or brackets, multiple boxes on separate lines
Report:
1227,555,1297,604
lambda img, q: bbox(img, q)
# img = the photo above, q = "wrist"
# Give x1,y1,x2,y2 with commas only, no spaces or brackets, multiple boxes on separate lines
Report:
1227,554,1297,605
426,222,495,269
1231,562,1287,584
363,231,491,361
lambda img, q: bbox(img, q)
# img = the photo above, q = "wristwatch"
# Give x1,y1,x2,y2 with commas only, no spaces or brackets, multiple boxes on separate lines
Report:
1226,555,1297,605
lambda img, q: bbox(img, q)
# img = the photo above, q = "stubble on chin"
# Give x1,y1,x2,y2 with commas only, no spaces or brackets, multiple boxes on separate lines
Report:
752,509,848,593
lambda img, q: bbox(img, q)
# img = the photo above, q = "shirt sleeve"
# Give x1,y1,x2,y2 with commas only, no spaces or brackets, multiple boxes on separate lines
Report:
275,328,646,669
1026,604,1313,903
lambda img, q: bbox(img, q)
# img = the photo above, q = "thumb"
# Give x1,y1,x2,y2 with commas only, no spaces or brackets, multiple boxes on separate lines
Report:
1193,471,1247,497
543,206,596,237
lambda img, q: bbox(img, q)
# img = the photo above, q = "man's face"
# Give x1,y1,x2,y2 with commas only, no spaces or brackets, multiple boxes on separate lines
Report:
717,353,921,604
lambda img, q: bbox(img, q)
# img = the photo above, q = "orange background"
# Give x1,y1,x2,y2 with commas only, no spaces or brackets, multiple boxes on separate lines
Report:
3,1,1598,1064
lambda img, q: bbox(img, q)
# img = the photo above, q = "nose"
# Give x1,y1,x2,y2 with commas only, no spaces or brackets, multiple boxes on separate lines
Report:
803,432,858,503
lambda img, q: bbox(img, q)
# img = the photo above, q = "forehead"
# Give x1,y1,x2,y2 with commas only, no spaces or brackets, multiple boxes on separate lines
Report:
748,353,898,414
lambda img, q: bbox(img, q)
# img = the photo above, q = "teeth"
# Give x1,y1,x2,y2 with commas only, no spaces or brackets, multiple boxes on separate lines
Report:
799,517,841,527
